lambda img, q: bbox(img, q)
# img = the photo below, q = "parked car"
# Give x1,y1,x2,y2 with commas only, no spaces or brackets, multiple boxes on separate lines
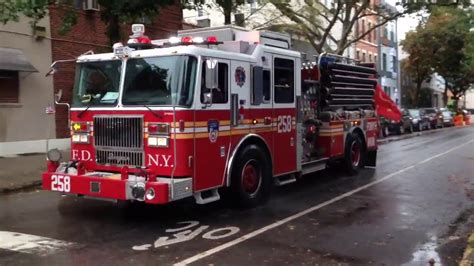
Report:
379,116,412,136
440,109,454,127
423,108,443,129
407,109,430,131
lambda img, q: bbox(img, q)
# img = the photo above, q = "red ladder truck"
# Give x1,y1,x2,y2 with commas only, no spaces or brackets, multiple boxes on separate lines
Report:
43,25,378,207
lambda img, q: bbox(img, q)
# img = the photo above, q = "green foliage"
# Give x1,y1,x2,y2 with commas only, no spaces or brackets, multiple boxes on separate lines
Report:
1,0,174,45
401,6,473,108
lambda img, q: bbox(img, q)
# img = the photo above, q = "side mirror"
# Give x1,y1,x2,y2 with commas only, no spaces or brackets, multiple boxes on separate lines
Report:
205,59,218,89
55,89,63,104
46,66,57,77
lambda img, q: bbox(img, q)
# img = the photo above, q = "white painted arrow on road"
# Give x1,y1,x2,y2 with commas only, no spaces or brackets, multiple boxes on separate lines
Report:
0,231,76,256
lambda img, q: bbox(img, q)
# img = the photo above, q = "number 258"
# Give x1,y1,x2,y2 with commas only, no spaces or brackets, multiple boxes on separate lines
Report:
277,115,292,133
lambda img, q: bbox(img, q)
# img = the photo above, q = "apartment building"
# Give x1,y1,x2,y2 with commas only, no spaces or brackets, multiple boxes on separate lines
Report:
0,3,185,155
0,15,55,146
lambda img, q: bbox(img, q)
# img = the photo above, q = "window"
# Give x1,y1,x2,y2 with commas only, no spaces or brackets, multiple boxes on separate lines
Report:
368,22,372,42
382,53,387,71
362,52,366,62
361,20,365,39
0,70,19,103
369,54,372,62
384,86,391,96
356,50,360,60
392,56,397,73
263,70,271,102
374,55,377,64
200,61,228,104
274,58,294,103
384,26,388,38
122,56,197,107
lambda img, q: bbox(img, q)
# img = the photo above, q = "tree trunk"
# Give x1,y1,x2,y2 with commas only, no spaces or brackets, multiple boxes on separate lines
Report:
106,14,121,46
443,80,449,107
414,81,423,107
224,9,231,25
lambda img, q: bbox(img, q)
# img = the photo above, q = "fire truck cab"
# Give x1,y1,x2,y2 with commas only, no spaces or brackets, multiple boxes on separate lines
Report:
43,25,378,207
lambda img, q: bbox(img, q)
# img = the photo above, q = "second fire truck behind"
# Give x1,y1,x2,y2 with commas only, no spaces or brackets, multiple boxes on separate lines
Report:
43,25,379,207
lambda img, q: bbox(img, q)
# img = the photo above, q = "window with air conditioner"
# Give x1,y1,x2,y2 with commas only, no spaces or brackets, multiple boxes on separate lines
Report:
83,0,99,11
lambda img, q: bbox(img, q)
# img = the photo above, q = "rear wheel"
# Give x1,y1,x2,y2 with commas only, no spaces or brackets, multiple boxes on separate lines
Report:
344,133,365,175
230,144,272,208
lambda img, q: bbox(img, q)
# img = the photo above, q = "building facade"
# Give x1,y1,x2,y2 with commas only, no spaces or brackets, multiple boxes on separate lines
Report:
0,3,185,155
376,1,400,106
0,15,55,144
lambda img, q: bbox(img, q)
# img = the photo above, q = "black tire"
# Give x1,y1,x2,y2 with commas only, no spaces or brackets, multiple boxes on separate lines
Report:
396,124,404,135
343,133,365,175
381,126,389,137
230,144,272,208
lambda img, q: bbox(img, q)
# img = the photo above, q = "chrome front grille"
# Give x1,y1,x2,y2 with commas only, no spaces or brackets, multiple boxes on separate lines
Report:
94,116,144,166
95,150,144,166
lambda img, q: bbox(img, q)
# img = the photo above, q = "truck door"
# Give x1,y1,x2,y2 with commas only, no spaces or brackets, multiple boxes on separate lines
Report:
273,56,297,175
194,58,231,191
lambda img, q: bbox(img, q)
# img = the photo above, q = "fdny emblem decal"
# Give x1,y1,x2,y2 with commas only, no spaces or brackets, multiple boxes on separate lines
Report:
234,66,246,87
208,120,219,143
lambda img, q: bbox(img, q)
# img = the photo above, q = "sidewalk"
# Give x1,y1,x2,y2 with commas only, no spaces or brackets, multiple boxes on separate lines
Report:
0,150,69,194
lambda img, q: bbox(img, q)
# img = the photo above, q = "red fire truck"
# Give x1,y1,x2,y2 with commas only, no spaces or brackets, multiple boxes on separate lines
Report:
43,25,378,207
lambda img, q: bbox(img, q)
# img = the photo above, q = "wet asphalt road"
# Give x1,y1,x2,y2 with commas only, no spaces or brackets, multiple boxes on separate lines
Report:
0,127,473,266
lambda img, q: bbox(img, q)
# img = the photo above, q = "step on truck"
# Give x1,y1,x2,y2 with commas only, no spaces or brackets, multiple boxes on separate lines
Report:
43,24,378,207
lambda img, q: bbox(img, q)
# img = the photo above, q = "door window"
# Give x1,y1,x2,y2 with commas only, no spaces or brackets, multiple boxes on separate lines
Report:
274,58,294,103
201,61,228,104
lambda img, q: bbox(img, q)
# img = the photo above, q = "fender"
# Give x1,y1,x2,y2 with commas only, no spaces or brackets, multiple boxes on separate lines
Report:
225,133,273,187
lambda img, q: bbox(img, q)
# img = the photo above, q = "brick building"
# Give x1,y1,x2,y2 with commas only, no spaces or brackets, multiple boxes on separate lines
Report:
50,4,185,138
0,3,186,155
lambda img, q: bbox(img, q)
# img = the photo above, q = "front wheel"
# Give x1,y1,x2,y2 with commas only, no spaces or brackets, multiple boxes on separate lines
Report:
230,144,272,208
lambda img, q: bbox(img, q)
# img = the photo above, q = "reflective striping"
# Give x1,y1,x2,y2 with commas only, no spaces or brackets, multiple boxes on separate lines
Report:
0,231,76,256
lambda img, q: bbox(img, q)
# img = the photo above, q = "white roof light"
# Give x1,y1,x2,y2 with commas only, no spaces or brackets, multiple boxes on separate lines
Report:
169,37,180,44
193,37,204,44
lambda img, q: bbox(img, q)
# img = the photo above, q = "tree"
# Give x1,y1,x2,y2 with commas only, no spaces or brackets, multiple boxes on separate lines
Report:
400,29,437,107
1,0,174,45
426,7,473,106
254,0,403,55
182,0,246,25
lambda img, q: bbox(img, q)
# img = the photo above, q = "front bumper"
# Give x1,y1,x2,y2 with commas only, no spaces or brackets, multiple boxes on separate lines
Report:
42,172,170,204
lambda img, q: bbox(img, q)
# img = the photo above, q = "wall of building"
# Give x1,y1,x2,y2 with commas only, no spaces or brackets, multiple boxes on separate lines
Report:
0,15,55,142
49,4,184,138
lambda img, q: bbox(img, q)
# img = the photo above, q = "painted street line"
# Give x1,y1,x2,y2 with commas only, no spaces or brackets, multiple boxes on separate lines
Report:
0,231,76,256
132,221,240,251
175,138,474,266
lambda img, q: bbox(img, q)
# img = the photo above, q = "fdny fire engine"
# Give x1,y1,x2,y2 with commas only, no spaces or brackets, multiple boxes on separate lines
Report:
43,25,378,207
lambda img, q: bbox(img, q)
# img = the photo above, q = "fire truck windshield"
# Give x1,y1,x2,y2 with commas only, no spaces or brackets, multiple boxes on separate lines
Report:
122,55,197,107
72,60,122,107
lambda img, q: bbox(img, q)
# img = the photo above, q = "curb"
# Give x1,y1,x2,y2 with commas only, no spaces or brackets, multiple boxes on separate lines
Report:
0,180,42,195
460,231,474,266
377,126,468,145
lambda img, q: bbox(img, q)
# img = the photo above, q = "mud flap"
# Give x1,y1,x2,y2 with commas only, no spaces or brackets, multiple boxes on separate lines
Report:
366,150,377,167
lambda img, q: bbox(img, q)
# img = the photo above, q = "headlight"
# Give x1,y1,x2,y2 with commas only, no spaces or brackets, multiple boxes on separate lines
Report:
72,134,89,143
146,188,155,200
412,119,419,123
148,136,169,147
47,148,62,162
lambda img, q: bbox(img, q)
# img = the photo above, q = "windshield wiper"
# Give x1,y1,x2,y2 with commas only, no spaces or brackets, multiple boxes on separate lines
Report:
78,101,93,118
143,104,162,119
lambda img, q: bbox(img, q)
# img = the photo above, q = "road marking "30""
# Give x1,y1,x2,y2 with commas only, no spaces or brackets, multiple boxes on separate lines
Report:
51,175,71,192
